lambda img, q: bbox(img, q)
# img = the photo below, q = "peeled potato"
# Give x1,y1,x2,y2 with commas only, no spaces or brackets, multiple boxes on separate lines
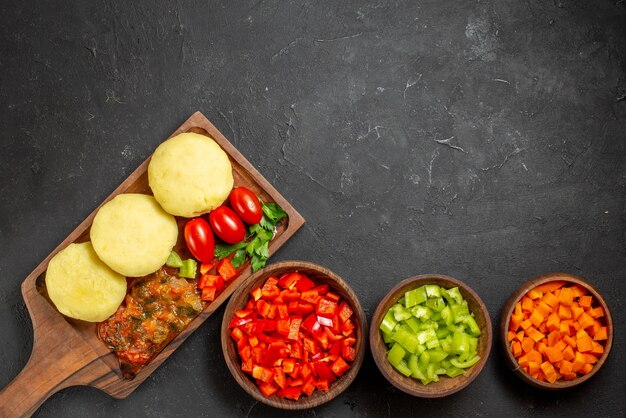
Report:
148,132,233,217
90,193,178,277
46,242,127,322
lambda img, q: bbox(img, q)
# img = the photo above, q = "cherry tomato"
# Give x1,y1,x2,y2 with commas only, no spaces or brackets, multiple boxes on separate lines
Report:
229,187,263,224
209,206,246,244
184,218,215,263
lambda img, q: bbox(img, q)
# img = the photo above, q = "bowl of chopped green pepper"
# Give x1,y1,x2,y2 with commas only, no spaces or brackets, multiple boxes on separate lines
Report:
370,274,492,398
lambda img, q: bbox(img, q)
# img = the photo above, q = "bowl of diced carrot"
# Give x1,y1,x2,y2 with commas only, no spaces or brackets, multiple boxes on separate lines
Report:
500,273,613,389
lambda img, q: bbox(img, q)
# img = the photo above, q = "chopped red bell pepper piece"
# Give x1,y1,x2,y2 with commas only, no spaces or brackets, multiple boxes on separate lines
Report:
229,315,253,329
256,299,271,317
343,337,357,347
315,380,329,392
281,290,301,302
302,377,316,396
234,309,253,318
276,303,289,319
266,304,277,319
342,345,356,362
217,258,238,281
231,327,244,342
201,286,217,302
199,262,215,275
288,317,302,340
338,301,354,323
330,340,343,356
296,302,314,315
313,362,337,382
258,382,278,397
279,386,302,400
325,291,341,303
252,365,274,383
250,287,262,301
330,357,350,377
301,289,320,304
276,319,290,336
317,315,333,327
295,275,315,291
313,284,329,295
316,298,338,319
282,357,296,373
198,274,224,290
273,367,287,388
278,272,301,289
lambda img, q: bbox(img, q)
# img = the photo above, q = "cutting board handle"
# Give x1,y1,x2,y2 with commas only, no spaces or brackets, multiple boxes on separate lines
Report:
0,283,103,417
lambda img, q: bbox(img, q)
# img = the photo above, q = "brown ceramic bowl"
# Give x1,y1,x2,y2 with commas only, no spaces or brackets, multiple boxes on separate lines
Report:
221,260,367,410
370,274,492,398
500,272,613,389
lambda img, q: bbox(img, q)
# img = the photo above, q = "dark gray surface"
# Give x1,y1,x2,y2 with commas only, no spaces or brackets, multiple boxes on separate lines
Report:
1,0,625,416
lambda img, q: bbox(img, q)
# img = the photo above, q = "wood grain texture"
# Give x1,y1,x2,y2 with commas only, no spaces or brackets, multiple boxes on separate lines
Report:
0,112,304,417
369,274,492,398
220,260,367,410
499,272,613,390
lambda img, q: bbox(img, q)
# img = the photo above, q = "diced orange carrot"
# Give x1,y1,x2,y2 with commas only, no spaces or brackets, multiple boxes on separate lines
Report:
521,319,532,330
558,304,572,319
521,296,533,312
527,289,542,300
528,327,544,342
559,322,572,336
578,312,595,329
529,310,544,327
580,363,594,375
547,330,561,346
541,361,558,383
572,352,586,372
522,337,535,353
516,330,525,342
544,346,564,363
528,350,542,364
518,354,529,368
577,336,593,353
528,361,541,375
590,306,604,319
584,353,599,364
572,321,581,331
591,341,604,355
535,301,551,317
514,302,523,316
571,305,584,320
508,330,516,342
571,285,587,297
554,340,567,352
536,281,565,294
593,326,608,341
512,341,522,357
559,287,574,306
510,313,524,331
543,292,559,307
579,295,592,308
546,313,560,331
563,373,578,380
559,360,573,375
563,335,576,348
562,345,575,361
537,342,547,355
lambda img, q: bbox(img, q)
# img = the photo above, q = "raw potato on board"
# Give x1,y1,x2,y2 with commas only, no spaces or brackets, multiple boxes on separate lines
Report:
148,132,234,217
45,242,127,322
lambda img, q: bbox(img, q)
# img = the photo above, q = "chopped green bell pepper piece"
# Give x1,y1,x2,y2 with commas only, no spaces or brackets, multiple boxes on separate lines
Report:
392,303,412,321
465,315,481,337
450,355,480,369
394,360,413,377
451,331,471,355
179,258,197,278
405,286,427,308
380,310,398,335
387,343,406,367
425,297,446,312
445,366,465,377
166,251,183,268
405,316,420,333
391,328,420,354
411,305,432,320
425,284,441,298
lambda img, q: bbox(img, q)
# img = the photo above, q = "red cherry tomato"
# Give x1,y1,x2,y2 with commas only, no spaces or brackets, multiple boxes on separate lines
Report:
184,218,215,263
229,187,263,224
209,206,246,244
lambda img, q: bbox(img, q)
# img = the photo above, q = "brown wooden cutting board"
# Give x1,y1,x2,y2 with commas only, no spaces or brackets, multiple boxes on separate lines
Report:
0,111,305,417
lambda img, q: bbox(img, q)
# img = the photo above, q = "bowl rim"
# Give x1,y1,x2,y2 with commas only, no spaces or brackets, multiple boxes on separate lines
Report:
499,272,614,390
220,260,367,409
369,273,493,398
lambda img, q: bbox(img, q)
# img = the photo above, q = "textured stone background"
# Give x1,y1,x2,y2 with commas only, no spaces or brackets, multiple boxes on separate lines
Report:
1,0,625,416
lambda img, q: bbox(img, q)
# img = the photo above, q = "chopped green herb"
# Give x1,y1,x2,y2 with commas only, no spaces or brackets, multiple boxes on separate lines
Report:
231,248,247,268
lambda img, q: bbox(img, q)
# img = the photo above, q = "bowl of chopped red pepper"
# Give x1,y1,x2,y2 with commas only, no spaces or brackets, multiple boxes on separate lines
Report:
221,260,367,409
500,273,613,389
370,274,492,398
